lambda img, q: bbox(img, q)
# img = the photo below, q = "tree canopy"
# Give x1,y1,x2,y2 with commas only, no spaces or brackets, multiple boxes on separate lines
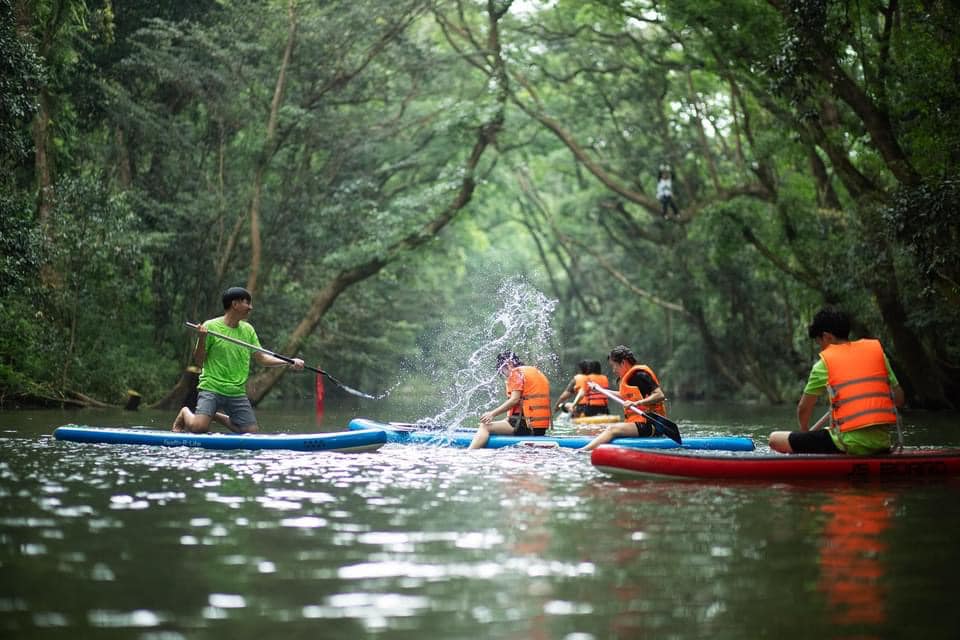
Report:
2,0,957,410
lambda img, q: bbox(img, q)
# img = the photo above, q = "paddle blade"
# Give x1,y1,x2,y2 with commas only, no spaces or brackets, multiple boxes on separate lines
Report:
321,371,384,400
647,411,682,444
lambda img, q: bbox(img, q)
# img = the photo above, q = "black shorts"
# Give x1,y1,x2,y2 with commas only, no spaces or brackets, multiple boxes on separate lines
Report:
788,429,841,454
508,415,547,437
574,404,609,417
633,421,655,438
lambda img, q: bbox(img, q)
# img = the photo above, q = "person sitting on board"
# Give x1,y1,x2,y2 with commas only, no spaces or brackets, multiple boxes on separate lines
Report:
769,307,905,455
469,351,552,449
581,346,666,451
555,360,610,417
172,287,303,434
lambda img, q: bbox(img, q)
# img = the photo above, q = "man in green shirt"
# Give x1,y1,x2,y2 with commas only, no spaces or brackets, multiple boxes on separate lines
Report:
172,287,303,433
769,307,904,455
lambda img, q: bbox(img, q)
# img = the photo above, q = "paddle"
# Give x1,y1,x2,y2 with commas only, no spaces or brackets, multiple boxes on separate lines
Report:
587,381,683,444
387,421,447,432
810,411,831,431
185,321,385,400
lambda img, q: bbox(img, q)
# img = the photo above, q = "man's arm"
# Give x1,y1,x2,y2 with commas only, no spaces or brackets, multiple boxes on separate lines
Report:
193,325,208,367
796,393,819,431
555,378,578,405
624,371,664,409
253,351,304,369
892,385,905,407
570,388,585,406
636,386,665,408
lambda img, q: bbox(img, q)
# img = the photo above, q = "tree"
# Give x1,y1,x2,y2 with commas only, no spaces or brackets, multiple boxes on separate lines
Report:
2,0,956,410
444,0,959,406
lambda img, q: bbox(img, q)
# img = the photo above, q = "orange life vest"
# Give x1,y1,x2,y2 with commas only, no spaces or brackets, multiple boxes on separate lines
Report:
578,373,609,406
821,339,897,432
507,365,552,429
573,374,588,402
619,364,666,423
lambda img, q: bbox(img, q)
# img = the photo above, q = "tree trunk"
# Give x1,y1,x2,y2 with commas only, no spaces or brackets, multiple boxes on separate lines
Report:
687,70,721,192
246,0,298,295
765,0,921,187
245,166,265,295
149,367,200,411
246,118,498,402
34,89,54,224
688,306,746,392
807,146,841,210
246,1,508,403
868,245,953,409
115,125,133,187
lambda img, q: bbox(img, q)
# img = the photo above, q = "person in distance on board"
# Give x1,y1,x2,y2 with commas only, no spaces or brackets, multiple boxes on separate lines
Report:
555,359,610,417
468,351,552,449
172,287,303,434
581,346,666,451
769,307,904,455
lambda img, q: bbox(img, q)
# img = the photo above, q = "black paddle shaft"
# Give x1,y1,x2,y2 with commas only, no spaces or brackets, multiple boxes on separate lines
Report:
183,321,381,400
587,381,683,444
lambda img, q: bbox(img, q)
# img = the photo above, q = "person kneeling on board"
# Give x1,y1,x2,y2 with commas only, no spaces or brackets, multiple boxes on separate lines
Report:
581,346,666,452
769,307,904,455
173,287,303,434
469,351,552,449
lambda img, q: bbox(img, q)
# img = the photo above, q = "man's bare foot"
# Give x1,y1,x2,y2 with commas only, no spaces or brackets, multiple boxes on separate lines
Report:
172,408,185,432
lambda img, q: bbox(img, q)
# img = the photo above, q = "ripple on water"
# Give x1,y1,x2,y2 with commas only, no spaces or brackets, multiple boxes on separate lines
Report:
14,414,960,639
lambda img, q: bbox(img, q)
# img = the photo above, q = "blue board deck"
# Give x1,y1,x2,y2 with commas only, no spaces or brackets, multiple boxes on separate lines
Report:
348,418,755,451
53,425,386,453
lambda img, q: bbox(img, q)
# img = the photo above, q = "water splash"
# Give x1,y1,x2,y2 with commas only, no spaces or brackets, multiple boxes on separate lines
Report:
419,276,558,430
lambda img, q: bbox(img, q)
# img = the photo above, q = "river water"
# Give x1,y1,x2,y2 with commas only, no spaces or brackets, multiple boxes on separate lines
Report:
2,401,960,639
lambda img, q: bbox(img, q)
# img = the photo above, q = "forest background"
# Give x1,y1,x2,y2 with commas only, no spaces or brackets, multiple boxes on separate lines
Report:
1,0,957,411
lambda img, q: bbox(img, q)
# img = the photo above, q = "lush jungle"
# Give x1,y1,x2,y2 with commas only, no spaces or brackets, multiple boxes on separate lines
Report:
2,0,957,411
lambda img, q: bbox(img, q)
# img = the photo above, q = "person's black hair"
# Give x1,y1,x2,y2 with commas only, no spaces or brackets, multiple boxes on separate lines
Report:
495,351,523,370
590,360,603,375
608,345,637,365
807,307,851,340
576,359,591,374
222,286,252,310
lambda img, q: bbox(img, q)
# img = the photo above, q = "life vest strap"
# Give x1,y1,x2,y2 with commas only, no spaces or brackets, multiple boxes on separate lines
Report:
832,390,898,408
828,375,890,394
833,407,898,427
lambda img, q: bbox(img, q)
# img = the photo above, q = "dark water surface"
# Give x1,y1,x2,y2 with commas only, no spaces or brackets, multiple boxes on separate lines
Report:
2,402,960,639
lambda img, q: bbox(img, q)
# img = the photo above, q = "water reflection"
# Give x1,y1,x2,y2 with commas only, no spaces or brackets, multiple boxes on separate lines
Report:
817,490,893,636
3,408,960,639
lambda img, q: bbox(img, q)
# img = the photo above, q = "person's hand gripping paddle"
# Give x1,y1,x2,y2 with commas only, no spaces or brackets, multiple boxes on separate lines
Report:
588,381,682,444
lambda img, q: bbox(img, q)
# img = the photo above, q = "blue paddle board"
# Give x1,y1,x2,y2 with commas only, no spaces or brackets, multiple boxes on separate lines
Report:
53,425,386,453
348,418,754,451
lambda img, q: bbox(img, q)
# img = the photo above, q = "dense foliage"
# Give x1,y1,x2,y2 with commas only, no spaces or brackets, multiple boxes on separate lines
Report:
2,0,957,410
